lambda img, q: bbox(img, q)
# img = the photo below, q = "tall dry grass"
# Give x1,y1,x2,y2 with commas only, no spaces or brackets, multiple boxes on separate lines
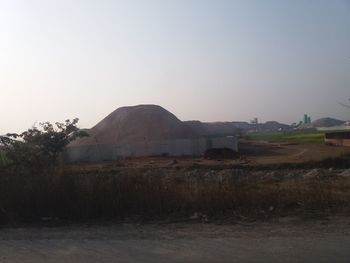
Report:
0,167,349,224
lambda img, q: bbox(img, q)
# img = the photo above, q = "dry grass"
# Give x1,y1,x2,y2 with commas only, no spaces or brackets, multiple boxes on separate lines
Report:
0,166,350,225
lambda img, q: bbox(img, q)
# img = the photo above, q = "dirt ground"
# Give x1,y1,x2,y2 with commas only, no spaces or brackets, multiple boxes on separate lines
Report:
238,140,350,165
1,217,350,263
66,140,350,173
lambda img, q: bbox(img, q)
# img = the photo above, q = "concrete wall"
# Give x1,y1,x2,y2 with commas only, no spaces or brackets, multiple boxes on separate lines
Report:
65,136,238,162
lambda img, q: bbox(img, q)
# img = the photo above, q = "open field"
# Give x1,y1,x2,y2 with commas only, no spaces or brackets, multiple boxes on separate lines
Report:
1,133,350,262
239,140,350,166
2,134,350,225
1,132,350,222
65,139,350,172
245,131,325,142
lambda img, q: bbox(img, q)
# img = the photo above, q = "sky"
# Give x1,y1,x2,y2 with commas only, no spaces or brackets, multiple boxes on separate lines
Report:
0,0,350,134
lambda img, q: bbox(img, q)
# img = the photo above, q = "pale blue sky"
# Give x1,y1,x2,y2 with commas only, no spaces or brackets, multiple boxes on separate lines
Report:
1,0,349,133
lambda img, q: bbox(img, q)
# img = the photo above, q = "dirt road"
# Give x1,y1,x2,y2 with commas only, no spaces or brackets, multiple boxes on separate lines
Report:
1,218,349,263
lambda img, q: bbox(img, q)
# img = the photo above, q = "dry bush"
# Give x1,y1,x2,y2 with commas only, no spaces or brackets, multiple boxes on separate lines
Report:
0,167,349,224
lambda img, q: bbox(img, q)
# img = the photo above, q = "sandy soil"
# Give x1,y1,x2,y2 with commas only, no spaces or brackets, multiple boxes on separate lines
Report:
1,217,350,263
65,141,350,173
238,140,350,165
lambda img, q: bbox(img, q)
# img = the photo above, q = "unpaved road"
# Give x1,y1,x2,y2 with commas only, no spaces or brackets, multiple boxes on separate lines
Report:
1,217,350,263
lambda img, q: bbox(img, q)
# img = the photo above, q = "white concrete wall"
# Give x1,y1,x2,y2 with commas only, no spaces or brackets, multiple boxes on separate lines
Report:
64,136,238,162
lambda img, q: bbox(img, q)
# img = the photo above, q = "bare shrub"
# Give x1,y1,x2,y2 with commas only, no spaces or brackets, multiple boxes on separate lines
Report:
0,167,349,224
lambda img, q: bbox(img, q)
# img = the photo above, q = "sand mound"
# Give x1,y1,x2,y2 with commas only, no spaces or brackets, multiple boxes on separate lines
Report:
311,118,345,128
70,105,197,146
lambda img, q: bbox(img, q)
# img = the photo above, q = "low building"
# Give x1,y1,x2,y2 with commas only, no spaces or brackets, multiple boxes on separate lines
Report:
324,131,350,147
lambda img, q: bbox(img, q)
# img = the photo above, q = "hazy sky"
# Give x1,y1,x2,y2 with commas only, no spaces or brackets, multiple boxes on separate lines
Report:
1,0,350,134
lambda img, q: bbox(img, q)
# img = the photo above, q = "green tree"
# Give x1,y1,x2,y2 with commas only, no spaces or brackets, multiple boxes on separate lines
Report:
1,118,88,168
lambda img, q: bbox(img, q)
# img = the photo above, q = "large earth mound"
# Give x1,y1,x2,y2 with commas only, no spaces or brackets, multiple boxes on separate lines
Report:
311,117,345,128
70,105,197,146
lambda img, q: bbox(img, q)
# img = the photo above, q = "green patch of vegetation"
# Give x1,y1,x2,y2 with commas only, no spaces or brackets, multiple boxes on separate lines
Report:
0,152,10,167
246,131,324,142
0,119,88,172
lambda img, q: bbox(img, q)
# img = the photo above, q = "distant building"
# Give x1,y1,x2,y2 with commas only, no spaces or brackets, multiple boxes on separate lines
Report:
303,114,312,125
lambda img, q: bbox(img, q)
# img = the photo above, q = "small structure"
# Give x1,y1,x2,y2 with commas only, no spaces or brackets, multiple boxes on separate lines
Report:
303,114,312,125
324,131,350,147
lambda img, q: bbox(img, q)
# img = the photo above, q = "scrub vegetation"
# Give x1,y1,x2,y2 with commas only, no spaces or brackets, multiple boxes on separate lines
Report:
0,121,349,225
0,167,350,224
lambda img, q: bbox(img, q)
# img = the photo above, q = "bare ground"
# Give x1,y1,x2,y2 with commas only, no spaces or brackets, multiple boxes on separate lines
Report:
1,217,350,263
65,141,350,173
238,140,350,165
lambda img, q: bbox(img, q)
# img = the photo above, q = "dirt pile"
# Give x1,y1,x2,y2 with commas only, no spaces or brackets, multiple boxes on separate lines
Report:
70,105,197,146
311,117,345,128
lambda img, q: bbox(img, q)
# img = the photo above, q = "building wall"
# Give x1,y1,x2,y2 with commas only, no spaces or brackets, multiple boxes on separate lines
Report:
64,137,238,162
324,132,350,147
